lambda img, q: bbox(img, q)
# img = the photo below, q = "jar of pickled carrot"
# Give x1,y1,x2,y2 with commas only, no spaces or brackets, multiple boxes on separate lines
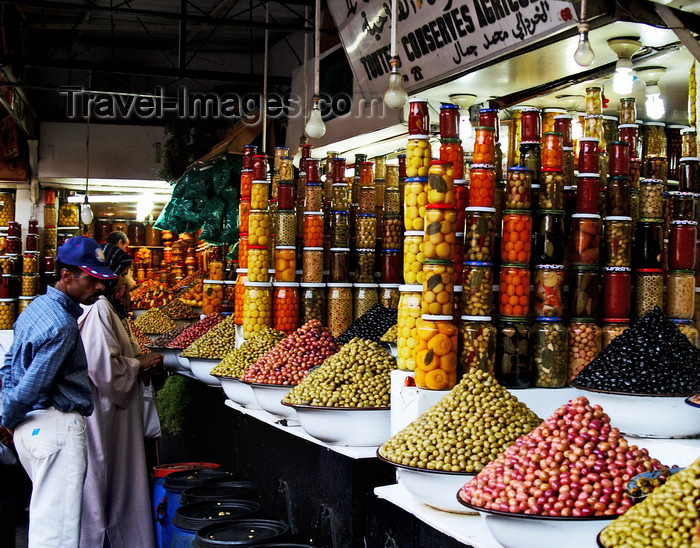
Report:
468,165,496,207
274,246,296,282
238,234,249,269
498,263,530,318
414,315,459,390
427,161,455,205
239,200,251,234
501,211,532,264
439,139,464,180
303,211,324,247
473,127,496,165
240,170,253,199
424,205,457,261
541,132,564,170
234,268,248,325
272,282,300,334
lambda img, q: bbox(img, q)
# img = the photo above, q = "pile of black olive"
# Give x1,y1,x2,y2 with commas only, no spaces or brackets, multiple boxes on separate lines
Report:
336,304,398,349
573,308,700,395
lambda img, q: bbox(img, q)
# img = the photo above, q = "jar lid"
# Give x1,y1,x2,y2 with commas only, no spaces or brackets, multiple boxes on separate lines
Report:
672,191,699,197
249,245,269,250
275,246,297,252
503,209,533,216
454,179,467,185
399,284,423,292
464,261,493,267
18,296,35,300
332,210,350,215
326,282,352,288
618,124,639,129
455,232,464,238
239,232,249,237
543,131,564,137
500,262,529,269
356,248,376,253
203,279,224,285
251,180,269,184
536,264,564,270
429,160,452,165
608,175,630,181
608,140,630,147
553,114,573,120
584,114,604,120
577,173,600,178
0,298,16,302
670,220,698,225
570,317,598,323
461,315,492,321
603,266,631,272
672,319,695,326
1,274,13,278
473,126,495,132
541,167,563,173
421,314,453,321
604,216,633,221
332,183,349,187
668,269,696,274
382,249,401,253
224,280,235,285
243,281,272,287
645,121,666,127
578,137,600,142
407,134,429,140
273,282,299,288
277,209,296,215
564,186,576,191
470,164,496,171
329,247,351,253
563,147,575,152
520,141,541,147
479,107,499,113
425,204,456,210
602,318,630,323
453,285,463,292
235,268,248,273
535,317,563,322
571,264,599,271
572,213,601,219
498,316,528,322
300,282,326,289
304,211,323,215
378,283,400,289
406,177,428,183
356,213,377,218
303,247,324,251
24,250,40,255
423,259,453,265
679,157,700,162
602,115,618,121
507,166,531,172
354,282,378,288
638,218,664,223
404,230,424,237
306,182,322,187
466,206,496,213
538,209,565,215
635,268,664,273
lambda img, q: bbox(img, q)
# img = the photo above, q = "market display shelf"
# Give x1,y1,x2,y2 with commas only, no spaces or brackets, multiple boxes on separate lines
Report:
224,399,379,460
374,483,501,548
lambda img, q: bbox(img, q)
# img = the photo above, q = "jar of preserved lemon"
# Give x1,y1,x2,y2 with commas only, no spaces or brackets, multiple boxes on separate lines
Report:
58,203,79,227
247,246,270,282
397,285,422,370
402,231,424,285
202,279,224,315
242,281,273,339
406,136,431,178
427,161,455,205
414,315,458,390
421,260,454,315
404,177,428,231
423,205,457,261
17,296,34,315
274,246,296,282
0,298,16,329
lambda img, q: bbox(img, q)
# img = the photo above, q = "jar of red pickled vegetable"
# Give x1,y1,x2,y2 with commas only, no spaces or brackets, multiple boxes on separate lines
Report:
498,263,530,318
380,249,401,284
520,108,541,142
608,141,630,177
533,264,564,318
619,124,640,159
668,220,697,270
602,266,631,319
541,132,563,170
272,282,300,334
570,213,601,265
578,137,600,173
500,211,532,264
468,165,496,207
479,108,499,141
678,158,700,193
554,115,573,147
439,104,459,138
576,173,600,214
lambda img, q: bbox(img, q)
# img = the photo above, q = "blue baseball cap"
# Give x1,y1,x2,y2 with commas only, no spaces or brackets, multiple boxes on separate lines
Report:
57,236,118,279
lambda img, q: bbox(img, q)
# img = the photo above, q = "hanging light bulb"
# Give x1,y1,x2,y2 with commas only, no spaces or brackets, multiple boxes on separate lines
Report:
574,28,595,67
612,59,635,95
459,114,472,140
80,201,94,225
646,84,665,120
384,57,408,110
305,96,326,139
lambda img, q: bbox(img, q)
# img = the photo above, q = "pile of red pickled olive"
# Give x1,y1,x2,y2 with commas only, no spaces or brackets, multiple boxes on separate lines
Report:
168,314,225,348
460,397,664,517
243,319,339,385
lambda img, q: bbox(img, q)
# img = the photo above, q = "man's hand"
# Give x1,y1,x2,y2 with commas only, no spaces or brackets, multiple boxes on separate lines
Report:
0,425,13,446
138,353,164,379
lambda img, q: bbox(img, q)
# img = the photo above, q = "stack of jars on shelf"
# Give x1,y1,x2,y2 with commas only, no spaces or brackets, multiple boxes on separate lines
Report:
203,245,225,316
43,189,58,256
352,160,378,324
378,160,401,311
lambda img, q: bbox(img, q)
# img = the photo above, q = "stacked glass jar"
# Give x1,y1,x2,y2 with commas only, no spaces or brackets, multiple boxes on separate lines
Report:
353,160,378,317
666,190,697,323
43,188,58,256
379,162,401,308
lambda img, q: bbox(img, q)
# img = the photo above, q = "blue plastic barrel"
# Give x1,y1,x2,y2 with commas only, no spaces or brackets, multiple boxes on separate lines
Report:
170,500,260,548
151,462,221,548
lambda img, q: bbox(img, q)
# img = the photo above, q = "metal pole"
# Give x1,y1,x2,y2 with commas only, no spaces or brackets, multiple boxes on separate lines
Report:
262,2,269,154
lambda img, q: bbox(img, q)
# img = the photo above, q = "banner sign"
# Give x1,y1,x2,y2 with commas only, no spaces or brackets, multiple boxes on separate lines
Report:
327,0,578,100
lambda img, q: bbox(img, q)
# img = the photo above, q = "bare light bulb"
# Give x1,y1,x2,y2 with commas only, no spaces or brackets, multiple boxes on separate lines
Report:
383,57,408,110
305,96,326,139
613,63,635,95
646,85,665,120
80,202,94,225
574,30,595,67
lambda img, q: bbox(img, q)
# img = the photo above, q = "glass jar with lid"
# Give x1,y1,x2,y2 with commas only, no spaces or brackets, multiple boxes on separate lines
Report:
242,281,273,339
539,170,564,210
534,210,565,264
358,186,377,213
532,318,567,388
521,108,541,141
668,220,697,270
300,282,326,325
421,260,454,316
533,265,564,317
353,283,378,320
602,267,631,319
570,266,599,318
459,315,496,375
381,216,402,251
303,212,324,247
468,165,496,207
461,262,493,317
644,122,667,157
356,213,377,249
439,139,464,180
669,191,696,220
0,298,15,329
505,167,532,209
380,250,401,284
402,231,424,285
604,216,632,267
384,188,401,216
635,268,664,317
354,249,376,283
496,317,530,388
500,211,532,264
602,319,629,349
397,285,422,370
247,246,270,282
302,247,323,283
330,211,350,248
424,205,457,261
672,319,698,347
272,282,299,334
332,184,350,211
58,203,79,227
498,264,530,318
619,97,636,124
427,161,456,205
379,284,400,309
473,127,496,165
519,142,541,186
202,280,224,315
414,315,459,390
570,213,601,265
666,270,695,319
681,128,698,157
578,137,600,173
327,282,353,337
404,177,428,231
608,141,630,177
250,180,270,210
606,176,630,216
249,210,271,247
576,173,600,214
274,246,296,282
567,319,601,383
643,155,668,185
17,296,34,315
276,210,296,247
128,222,145,247
465,207,496,262
633,219,663,269
329,248,350,283
20,274,38,297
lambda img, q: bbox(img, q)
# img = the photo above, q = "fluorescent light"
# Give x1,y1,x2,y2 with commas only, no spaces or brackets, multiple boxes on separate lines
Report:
66,194,171,203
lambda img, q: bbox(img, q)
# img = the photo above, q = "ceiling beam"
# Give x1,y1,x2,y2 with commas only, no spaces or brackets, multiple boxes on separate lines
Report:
0,54,292,85
4,0,332,35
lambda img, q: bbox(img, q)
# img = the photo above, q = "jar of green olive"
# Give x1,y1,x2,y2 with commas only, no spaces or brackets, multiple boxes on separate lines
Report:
461,261,493,316
671,318,699,347
634,268,664,318
459,315,496,375
531,317,567,388
300,282,326,325
327,283,353,337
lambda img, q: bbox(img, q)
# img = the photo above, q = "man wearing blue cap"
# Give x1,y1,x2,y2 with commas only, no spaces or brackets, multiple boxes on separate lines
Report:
0,236,116,548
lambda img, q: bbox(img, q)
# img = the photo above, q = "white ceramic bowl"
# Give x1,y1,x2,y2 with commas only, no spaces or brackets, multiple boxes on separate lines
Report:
458,498,614,548
571,385,699,438
188,358,221,387
176,352,191,371
247,383,296,419
390,460,475,513
147,346,182,372
219,377,261,409
285,404,391,446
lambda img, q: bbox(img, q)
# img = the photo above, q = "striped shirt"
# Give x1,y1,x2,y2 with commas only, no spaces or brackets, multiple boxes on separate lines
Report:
0,286,93,429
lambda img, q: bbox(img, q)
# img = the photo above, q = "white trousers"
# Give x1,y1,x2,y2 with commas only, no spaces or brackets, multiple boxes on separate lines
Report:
14,407,87,548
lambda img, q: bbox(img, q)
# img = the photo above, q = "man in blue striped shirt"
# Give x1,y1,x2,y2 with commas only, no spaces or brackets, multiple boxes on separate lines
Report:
0,236,116,548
